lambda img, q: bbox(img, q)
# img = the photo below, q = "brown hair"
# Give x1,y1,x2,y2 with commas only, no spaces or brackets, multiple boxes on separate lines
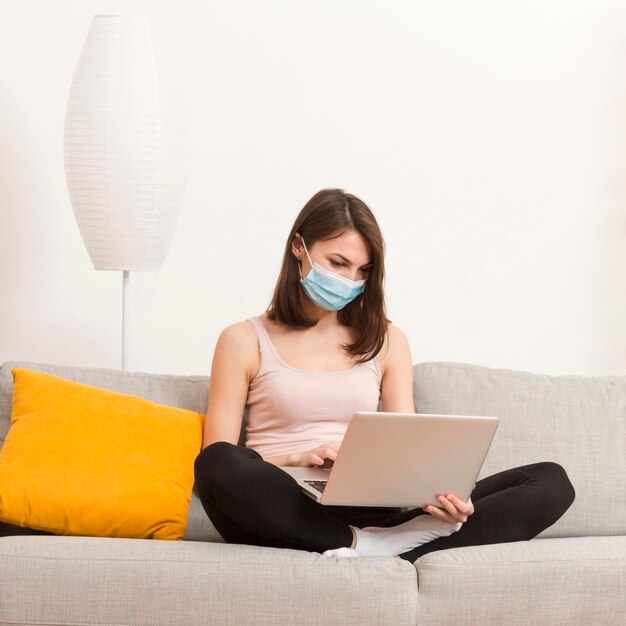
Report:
266,188,391,364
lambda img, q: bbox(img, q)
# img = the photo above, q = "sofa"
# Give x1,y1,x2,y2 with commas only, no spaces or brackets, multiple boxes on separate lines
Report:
0,359,624,626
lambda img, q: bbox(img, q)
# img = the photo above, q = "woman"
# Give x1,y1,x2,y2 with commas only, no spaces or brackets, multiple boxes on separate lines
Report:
193,188,575,561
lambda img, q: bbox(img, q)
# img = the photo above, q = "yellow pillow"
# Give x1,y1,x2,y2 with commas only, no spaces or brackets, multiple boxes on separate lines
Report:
0,367,205,540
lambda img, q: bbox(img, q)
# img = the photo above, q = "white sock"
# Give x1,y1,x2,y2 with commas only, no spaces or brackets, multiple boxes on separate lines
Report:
323,515,462,558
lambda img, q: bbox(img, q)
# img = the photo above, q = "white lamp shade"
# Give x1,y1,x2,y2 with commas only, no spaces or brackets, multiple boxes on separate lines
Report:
64,15,189,271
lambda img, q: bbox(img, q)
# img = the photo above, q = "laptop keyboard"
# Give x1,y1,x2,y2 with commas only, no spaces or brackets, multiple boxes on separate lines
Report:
304,480,327,494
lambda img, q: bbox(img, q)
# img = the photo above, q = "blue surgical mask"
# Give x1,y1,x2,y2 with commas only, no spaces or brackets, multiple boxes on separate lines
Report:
298,237,366,311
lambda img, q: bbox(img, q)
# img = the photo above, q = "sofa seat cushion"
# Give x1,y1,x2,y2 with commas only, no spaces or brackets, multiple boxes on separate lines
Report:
0,535,417,626
414,536,626,625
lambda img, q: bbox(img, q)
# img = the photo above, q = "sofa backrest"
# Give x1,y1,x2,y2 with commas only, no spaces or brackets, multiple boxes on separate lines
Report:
1,360,624,540
0,360,248,450
413,361,625,539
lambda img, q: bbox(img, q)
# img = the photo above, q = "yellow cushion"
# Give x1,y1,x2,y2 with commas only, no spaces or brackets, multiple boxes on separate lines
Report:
0,367,205,540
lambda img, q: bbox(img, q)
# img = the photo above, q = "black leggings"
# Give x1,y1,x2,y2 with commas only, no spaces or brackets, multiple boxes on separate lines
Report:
193,441,576,562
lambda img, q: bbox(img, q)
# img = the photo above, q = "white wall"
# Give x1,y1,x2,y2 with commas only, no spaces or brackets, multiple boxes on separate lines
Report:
1,0,624,377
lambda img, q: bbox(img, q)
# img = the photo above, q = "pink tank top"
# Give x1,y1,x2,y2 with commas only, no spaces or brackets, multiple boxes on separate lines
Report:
244,315,383,458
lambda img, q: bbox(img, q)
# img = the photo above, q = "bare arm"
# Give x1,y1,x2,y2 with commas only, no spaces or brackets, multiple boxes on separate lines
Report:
202,323,256,450
262,452,302,467
380,324,416,413
379,326,475,523
262,444,339,467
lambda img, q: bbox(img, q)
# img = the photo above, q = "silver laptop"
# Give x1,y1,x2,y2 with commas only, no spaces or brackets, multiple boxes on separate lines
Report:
278,411,499,508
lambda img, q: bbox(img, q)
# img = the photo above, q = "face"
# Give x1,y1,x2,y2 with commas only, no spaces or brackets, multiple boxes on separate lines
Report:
293,230,373,283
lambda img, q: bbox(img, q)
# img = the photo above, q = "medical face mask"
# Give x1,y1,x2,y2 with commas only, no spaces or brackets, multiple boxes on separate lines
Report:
297,237,367,311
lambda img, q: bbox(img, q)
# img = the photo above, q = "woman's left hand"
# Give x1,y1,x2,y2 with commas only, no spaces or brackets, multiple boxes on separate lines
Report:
423,492,475,525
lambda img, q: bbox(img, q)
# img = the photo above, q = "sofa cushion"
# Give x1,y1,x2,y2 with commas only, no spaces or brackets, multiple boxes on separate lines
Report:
0,535,417,626
413,361,626,538
414,536,626,625
0,367,204,540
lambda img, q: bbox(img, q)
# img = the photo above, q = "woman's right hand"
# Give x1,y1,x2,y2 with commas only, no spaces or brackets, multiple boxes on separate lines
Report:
294,442,341,467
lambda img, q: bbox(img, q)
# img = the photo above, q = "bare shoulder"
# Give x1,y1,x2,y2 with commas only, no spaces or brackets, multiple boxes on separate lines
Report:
216,318,260,381
388,322,409,341
381,322,410,355
380,323,411,377
222,318,258,339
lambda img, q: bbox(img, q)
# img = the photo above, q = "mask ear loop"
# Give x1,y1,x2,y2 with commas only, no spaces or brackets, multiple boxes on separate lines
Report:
296,235,314,280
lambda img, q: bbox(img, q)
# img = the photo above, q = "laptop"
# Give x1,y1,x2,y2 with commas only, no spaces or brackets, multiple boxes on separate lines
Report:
278,411,499,508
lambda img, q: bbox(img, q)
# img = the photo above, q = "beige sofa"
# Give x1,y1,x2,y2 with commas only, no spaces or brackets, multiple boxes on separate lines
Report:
0,359,624,626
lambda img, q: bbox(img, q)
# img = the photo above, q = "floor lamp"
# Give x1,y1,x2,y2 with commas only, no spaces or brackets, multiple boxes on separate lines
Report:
63,15,189,370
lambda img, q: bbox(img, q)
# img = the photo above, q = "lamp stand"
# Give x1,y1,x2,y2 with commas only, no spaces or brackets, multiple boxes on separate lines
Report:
122,270,130,371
